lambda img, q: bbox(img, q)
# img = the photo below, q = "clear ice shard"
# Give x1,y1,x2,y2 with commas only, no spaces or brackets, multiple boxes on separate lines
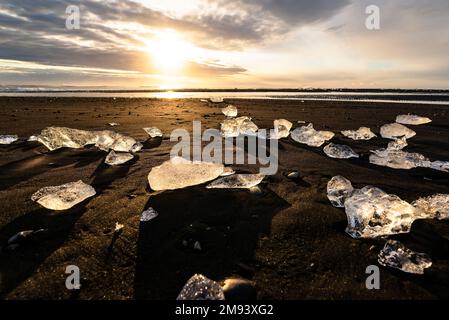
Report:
141,207,159,222
0,135,18,145
378,240,432,274
413,194,449,220
327,176,354,208
323,143,359,159
177,274,225,300
36,127,141,153
396,114,432,126
210,97,224,103
341,127,376,140
105,150,134,166
143,127,163,138
222,105,238,117
290,123,334,147
369,149,431,170
430,161,449,172
344,185,418,238
220,116,258,138
147,157,224,191
271,119,293,139
206,174,264,189
380,123,416,140
387,136,408,151
31,180,96,211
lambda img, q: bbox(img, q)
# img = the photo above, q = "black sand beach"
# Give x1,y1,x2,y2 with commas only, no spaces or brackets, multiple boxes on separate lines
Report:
1,97,449,299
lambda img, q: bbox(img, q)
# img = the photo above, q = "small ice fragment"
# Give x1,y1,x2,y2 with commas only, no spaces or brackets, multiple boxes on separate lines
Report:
109,123,120,127
220,117,258,138
200,99,208,102
290,124,334,147
143,127,163,138
141,207,159,222
430,161,449,172
271,119,293,139
327,176,354,208
210,97,224,103
0,135,18,145
396,114,432,126
8,229,46,245
344,185,418,238
31,180,96,211
105,150,134,166
378,240,432,274
28,135,38,142
287,171,299,179
206,174,264,189
297,120,306,124
413,194,449,220
221,167,235,177
148,157,224,191
369,149,430,170
222,105,238,117
387,136,408,151
114,222,124,233
341,127,376,141
194,241,202,251
131,142,143,153
323,143,359,159
380,123,416,140
177,274,225,300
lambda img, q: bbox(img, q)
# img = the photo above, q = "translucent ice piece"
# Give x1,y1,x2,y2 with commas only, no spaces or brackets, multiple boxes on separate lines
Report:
369,149,431,170
396,114,432,126
109,122,120,127
141,207,159,222
0,135,18,145
387,136,408,151
220,117,258,138
105,150,134,166
177,274,225,300
148,157,224,191
413,194,449,220
206,174,264,189
28,135,38,142
222,105,238,117
31,180,96,211
430,161,449,172
341,127,376,140
143,127,163,138
344,186,417,239
380,123,416,140
323,143,359,159
291,124,334,147
271,119,293,139
378,240,432,274
327,176,354,208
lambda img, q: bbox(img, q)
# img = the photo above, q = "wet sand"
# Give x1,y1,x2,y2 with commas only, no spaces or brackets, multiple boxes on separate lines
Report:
1,97,449,300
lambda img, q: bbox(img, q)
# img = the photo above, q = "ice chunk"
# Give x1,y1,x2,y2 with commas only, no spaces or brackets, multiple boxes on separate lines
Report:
344,186,418,238
0,135,18,145
114,222,124,234
131,142,143,153
271,119,293,139
141,207,159,222
148,157,224,191
327,176,354,208
221,117,258,138
210,97,224,103
222,105,238,117
430,161,449,172
413,194,449,220
290,124,334,147
36,127,140,153
387,136,408,151
323,143,359,159
341,127,376,141
380,123,416,140
109,122,120,127
143,127,163,138
31,180,96,211
206,174,264,189
105,150,134,166
28,135,38,142
177,274,225,300
396,114,432,126
369,149,430,170
378,240,432,274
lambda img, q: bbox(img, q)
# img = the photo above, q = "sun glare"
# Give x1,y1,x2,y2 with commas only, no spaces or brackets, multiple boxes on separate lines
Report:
147,30,191,73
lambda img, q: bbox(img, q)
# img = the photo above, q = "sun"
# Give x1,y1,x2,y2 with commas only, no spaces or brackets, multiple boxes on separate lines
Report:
147,30,191,73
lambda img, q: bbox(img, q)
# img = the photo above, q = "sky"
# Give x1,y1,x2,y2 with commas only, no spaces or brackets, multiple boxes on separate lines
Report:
0,0,448,89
